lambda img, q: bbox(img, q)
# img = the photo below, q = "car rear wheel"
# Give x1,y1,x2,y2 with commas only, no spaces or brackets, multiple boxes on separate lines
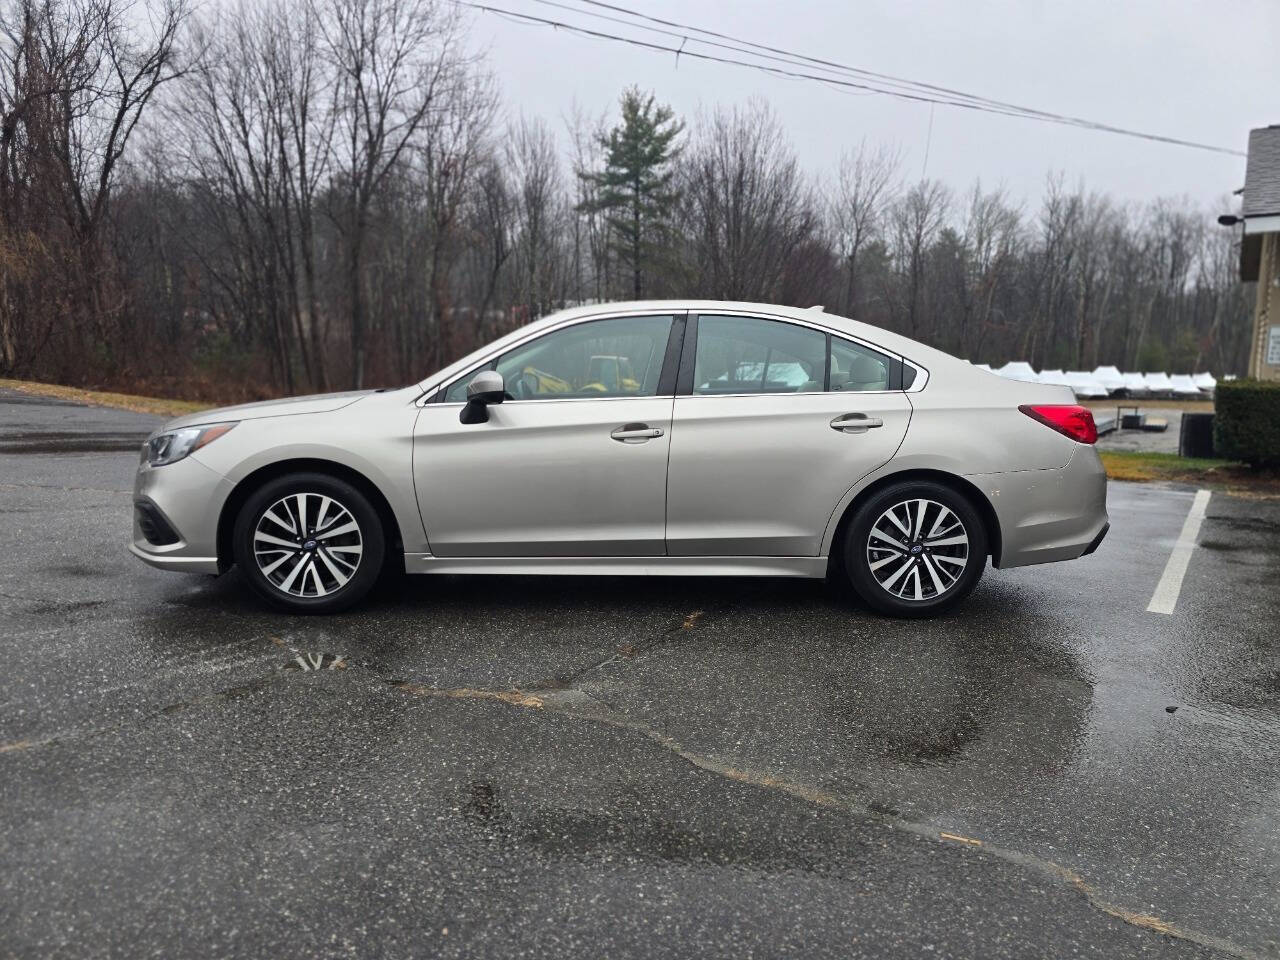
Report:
843,481,988,618
233,472,385,614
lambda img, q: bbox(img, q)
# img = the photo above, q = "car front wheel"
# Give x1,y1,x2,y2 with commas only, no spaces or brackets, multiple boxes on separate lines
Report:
233,472,385,614
844,481,988,618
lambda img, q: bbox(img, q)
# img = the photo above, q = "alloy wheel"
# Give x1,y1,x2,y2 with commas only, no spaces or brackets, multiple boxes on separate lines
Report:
865,498,969,602
252,493,364,598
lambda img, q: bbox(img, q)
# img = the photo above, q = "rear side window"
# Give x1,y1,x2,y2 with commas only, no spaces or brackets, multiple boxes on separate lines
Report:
830,337,891,392
693,315,826,394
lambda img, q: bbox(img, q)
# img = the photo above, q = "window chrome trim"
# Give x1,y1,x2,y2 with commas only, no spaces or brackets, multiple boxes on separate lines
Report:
427,393,676,408
425,387,908,407
415,306,931,404
675,389,904,400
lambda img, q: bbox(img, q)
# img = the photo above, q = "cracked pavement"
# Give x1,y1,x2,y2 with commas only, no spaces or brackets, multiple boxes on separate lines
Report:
2,387,1279,959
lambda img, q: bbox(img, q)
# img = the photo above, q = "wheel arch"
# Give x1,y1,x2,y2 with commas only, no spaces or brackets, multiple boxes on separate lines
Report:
824,468,1003,578
216,458,406,573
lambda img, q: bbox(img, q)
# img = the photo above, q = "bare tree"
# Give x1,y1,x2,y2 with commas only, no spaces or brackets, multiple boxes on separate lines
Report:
680,100,816,301
321,0,466,387
458,153,512,341
0,0,188,376
506,114,562,319
830,139,899,318
888,179,949,337
416,66,495,374
955,181,1020,358
565,101,608,301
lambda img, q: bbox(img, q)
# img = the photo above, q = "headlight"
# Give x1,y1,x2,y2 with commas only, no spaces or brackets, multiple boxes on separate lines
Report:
143,422,238,467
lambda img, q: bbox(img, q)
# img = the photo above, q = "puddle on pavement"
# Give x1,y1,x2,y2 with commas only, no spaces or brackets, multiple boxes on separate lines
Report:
0,431,147,454
0,394,83,407
284,651,348,672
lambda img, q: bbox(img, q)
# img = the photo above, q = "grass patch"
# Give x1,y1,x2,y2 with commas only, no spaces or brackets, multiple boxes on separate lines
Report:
0,378,211,418
1085,398,1214,414
1101,450,1280,497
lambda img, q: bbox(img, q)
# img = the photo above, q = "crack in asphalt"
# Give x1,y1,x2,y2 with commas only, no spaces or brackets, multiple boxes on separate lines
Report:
393,680,1263,960
0,672,289,755
526,606,712,691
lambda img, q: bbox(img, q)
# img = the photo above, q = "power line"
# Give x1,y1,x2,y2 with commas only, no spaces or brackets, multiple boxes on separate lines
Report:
458,0,1245,158
539,0,1247,155
566,0,1240,150
566,0,1104,120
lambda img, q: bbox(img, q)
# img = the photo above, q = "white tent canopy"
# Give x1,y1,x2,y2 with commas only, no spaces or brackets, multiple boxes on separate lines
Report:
1121,373,1151,396
1091,366,1126,393
1063,371,1109,399
996,361,1040,383
977,363,1214,397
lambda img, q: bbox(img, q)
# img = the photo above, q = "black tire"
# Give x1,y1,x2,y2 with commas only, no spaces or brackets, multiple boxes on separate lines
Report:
843,480,988,618
233,472,385,614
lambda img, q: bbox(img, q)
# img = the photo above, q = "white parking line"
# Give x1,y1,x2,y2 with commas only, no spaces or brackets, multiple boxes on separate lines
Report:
1146,489,1211,615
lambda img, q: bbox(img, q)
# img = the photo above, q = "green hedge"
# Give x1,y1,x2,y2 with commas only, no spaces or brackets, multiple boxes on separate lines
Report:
1214,378,1280,467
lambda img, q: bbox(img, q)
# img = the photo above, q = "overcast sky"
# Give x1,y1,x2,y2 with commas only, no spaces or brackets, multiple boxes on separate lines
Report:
466,0,1279,210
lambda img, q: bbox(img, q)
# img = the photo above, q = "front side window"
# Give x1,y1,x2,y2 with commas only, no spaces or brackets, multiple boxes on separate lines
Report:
830,337,891,392
692,315,826,394
443,314,674,402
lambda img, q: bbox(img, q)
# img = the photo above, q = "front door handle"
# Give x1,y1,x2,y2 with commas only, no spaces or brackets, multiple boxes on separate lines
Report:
611,423,664,443
830,413,884,433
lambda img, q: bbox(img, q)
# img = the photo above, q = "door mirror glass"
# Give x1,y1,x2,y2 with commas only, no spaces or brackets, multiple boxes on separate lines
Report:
460,370,505,424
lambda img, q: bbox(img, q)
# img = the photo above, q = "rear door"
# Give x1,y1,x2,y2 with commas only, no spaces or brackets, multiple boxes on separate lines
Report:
664,313,911,556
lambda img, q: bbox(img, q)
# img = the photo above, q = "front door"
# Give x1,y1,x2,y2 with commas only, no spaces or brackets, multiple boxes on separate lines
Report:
413,313,682,557
664,314,912,556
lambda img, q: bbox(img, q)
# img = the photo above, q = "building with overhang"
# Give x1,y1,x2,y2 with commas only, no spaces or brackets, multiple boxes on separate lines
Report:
1238,125,1280,380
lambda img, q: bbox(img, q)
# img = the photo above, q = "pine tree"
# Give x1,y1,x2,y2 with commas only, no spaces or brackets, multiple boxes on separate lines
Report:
580,88,684,299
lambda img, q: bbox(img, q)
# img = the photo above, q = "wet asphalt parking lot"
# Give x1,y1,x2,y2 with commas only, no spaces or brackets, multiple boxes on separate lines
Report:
1,388,1278,959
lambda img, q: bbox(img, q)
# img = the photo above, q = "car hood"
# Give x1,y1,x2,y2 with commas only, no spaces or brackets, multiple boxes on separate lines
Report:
156,390,380,434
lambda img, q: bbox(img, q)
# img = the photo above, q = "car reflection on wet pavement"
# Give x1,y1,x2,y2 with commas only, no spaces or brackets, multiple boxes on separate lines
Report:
1,388,1278,959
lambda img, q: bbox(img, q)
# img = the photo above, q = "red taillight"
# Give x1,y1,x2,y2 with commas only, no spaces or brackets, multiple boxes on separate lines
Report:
1018,404,1098,444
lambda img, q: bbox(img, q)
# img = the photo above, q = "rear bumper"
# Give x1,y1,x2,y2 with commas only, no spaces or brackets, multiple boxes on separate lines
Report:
967,446,1109,569
1081,521,1109,556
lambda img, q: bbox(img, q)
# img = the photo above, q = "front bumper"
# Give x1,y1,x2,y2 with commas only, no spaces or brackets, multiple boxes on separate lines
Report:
130,453,233,575
967,445,1109,569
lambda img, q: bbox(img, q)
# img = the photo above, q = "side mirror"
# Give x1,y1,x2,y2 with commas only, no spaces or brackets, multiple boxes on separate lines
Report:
460,370,505,424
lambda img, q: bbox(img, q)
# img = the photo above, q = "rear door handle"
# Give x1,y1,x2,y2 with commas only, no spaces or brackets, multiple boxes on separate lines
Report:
611,423,664,443
830,413,883,433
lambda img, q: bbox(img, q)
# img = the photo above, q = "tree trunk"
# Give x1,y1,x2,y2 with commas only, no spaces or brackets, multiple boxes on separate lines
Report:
350,229,365,389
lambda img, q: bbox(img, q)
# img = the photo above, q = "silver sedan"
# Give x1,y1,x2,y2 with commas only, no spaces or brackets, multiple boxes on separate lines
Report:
130,301,1108,617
